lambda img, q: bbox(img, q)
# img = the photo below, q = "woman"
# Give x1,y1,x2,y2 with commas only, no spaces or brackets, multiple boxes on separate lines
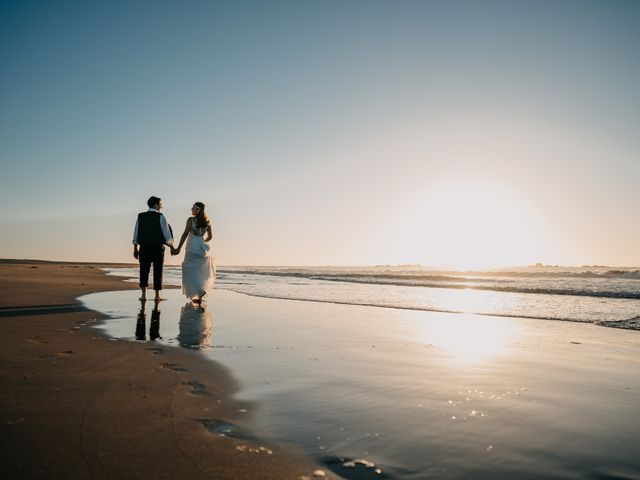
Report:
172,202,215,304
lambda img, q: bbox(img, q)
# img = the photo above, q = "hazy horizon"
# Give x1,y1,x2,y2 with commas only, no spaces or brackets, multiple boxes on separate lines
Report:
2,1,639,267
3,256,640,271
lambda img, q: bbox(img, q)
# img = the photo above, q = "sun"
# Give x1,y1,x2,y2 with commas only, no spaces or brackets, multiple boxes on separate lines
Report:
394,179,550,269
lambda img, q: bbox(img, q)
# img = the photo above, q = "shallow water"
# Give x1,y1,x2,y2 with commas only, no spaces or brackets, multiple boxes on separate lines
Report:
82,288,640,479
106,267,640,326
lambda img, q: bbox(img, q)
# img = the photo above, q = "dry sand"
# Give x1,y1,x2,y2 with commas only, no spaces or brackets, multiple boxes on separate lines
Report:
0,261,326,479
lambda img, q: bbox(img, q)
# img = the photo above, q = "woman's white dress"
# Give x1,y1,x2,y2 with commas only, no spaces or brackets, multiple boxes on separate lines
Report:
177,302,212,349
182,218,216,299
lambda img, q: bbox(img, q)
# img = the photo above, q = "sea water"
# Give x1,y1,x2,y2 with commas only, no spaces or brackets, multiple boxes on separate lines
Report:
107,265,640,328
82,266,640,479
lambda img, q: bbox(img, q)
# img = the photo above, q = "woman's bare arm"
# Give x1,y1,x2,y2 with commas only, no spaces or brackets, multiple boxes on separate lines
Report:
175,218,191,252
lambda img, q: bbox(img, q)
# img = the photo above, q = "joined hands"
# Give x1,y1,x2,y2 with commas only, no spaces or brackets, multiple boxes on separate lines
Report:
170,246,180,256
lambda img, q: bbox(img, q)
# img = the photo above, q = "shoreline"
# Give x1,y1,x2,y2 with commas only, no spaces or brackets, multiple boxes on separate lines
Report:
0,261,328,479
85,285,640,479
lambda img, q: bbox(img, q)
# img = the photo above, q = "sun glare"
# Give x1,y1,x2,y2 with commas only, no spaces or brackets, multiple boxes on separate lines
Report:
398,180,549,268
419,313,517,364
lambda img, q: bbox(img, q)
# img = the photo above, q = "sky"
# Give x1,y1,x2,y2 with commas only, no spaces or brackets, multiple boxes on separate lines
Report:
1,0,639,267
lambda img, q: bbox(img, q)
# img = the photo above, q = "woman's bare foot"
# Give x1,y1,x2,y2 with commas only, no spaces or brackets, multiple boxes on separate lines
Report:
193,292,206,305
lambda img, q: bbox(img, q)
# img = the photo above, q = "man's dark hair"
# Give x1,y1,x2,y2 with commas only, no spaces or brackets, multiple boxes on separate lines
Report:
147,196,161,208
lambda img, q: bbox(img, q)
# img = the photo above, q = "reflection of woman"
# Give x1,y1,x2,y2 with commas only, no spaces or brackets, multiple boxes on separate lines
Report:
177,302,212,349
172,202,216,304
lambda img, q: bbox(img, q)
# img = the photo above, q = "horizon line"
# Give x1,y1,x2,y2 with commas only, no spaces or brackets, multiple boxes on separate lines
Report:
2,258,639,270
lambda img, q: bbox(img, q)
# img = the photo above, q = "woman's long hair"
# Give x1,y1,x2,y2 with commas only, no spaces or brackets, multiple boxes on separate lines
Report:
194,202,209,229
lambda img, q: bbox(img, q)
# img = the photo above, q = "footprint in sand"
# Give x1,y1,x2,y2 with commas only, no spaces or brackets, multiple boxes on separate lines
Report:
27,336,47,344
183,379,208,395
56,350,76,356
160,362,189,372
202,419,256,441
145,347,164,355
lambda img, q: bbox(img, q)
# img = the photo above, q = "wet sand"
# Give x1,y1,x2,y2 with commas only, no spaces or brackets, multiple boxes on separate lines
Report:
0,261,327,479
85,287,640,480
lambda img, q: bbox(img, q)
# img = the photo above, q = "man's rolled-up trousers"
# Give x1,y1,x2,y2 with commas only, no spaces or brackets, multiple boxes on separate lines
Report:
139,244,164,291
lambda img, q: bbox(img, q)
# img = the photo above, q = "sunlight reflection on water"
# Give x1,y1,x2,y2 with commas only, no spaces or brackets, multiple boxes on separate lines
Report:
81,289,640,480
416,314,516,364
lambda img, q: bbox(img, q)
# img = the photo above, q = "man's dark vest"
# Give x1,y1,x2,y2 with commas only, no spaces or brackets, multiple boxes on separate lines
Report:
137,211,165,245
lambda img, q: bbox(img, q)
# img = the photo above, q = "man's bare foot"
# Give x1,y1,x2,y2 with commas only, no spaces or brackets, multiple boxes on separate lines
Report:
153,290,166,302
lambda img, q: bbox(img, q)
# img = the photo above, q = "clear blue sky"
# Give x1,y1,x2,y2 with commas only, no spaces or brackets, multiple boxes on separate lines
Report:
1,0,639,266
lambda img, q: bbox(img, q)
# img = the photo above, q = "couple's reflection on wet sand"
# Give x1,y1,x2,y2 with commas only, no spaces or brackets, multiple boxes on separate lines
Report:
177,302,212,349
136,300,161,341
135,299,212,349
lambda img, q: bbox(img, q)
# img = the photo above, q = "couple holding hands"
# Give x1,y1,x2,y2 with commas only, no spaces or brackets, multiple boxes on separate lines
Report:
133,196,216,304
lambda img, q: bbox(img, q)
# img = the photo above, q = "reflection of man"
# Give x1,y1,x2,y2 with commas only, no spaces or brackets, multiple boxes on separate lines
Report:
135,302,146,341
132,196,174,302
135,300,161,341
150,303,161,341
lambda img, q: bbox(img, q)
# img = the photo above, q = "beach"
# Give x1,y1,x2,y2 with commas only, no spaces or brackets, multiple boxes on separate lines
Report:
3,1,639,478
2,262,639,479
0,261,326,479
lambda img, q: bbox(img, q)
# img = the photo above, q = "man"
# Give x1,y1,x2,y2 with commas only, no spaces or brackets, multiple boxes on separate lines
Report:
132,196,174,301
